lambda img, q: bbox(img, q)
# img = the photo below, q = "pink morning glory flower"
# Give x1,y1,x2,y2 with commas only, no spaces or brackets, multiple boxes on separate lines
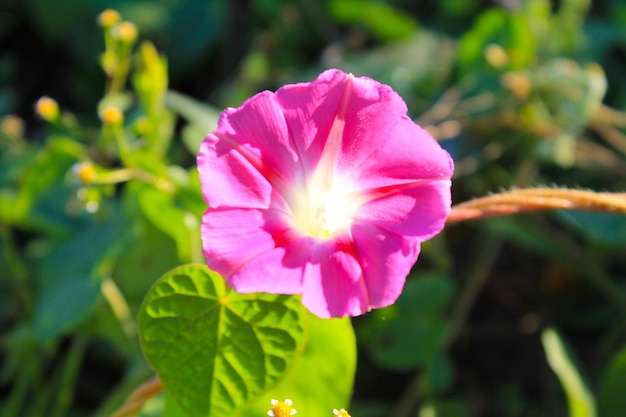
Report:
197,69,453,318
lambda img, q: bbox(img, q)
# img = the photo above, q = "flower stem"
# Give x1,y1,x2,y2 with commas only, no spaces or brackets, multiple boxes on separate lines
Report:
108,377,163,417
447,188,626,224
92,167,176,192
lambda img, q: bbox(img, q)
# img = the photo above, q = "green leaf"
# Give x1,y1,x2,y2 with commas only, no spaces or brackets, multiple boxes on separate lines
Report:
0,143,38,187
457,8,536,75
482,216,570,260
0,189,16,223
32,278,101,342
240,314,356,417
165,90,220,156
32,216,129,341
557,210,626,246
176,168,207,219
363,274,454,370
166,91,220,132
422,353,454,395
138,265,307,417
163,393,189,417
329,0,419,41
25,0,97,41
419,399,471,417
598,345,626,416
12,136,84,228
541,327,597,417
112,218,181,303
135,182,201,264
331,31,456,103
528,59,607,137
165,0,226,69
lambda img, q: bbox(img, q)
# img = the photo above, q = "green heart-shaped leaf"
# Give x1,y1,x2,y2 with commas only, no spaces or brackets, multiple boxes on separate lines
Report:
138,264,307,417
240,313,356,417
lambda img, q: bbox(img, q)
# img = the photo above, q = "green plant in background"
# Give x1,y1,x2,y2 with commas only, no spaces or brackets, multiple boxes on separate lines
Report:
1,8,356,417
2,1,626,417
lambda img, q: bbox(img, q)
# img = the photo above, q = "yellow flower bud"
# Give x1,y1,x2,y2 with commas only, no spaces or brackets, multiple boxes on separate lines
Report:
112,21,138,44
98,9,121,28
100,106,124,125
501,72,532,100
484,43,509,69
35,96,60,121
73,162,97,184
1,115,25,138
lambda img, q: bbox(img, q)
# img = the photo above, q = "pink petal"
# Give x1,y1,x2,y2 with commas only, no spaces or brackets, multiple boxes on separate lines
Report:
197,133,274,209
214,92,303,188
300,237,370,318
201,207,298,279
355,181,452,240
276,69,409,182
275,69,351,177
350,221,420,308
228,238,314,294
334,73,409,175
348,116,454,189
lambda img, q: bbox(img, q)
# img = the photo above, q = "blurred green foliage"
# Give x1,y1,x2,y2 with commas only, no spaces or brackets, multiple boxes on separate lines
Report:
2,0,626,417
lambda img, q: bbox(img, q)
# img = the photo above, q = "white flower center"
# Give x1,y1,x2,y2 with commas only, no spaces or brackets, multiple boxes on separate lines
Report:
291,175,360,239
290,73,360,239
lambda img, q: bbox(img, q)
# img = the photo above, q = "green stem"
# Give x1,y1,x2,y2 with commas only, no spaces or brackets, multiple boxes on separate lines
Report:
48,337,87,417
92,167,176,193
101,277,135,338
108,43,132,94
0,360,34,417
388,375,425,417
444,236,504,348
108,123,131,166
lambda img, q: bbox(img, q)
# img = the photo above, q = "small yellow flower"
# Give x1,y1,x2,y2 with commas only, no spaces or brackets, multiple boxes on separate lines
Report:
267,399,297,417
501,72,532,100
112,21,138,44
1,115,25,138
484,43,508,69
333,409,351,417
100,106,124,125
35,96,60,121
98,9,121,28
72,162,97,184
